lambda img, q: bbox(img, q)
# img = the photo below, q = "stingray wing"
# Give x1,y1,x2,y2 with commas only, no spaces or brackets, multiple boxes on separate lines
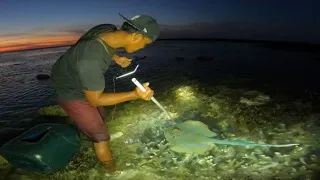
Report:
178,120,217,137
167,129,215,154
170,141,213,154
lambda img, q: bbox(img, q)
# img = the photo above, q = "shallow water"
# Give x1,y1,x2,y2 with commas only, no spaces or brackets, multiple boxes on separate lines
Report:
0,41,320,179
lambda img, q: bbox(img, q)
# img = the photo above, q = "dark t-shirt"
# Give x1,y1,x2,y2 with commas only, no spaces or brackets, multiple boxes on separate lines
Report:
51,37,115,101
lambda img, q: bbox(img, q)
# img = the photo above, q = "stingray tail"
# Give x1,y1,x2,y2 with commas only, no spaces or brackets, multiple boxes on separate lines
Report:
211,139,299,147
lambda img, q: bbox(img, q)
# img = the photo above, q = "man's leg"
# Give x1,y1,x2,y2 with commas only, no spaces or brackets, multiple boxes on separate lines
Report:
57,100,117,173
94,141,117,172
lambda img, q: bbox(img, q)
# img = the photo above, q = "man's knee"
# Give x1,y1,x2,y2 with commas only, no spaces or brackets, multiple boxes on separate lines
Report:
91,133,111,143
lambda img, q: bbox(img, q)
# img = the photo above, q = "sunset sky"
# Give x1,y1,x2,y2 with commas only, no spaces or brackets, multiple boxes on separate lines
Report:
0,0,319,53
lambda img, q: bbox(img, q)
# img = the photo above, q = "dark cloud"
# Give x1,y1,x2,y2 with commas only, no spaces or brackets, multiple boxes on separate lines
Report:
0,32,34,38
54,24,96,35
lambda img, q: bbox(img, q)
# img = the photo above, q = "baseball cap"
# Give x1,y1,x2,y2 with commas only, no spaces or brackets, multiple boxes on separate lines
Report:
118,13,160,42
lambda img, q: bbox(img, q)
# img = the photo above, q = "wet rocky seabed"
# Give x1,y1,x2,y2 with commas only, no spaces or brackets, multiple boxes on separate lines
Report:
1,82,320,180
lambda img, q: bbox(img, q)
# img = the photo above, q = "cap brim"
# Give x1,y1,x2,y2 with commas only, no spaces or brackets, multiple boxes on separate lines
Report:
118,13,142,31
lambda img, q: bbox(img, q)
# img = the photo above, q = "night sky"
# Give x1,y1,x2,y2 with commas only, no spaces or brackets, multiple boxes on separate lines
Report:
0,0,319,53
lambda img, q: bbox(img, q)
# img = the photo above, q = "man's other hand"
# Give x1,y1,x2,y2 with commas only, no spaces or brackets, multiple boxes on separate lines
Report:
114,56,132,68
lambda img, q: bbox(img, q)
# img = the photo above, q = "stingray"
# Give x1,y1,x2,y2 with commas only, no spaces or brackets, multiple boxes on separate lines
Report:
164,120,299,154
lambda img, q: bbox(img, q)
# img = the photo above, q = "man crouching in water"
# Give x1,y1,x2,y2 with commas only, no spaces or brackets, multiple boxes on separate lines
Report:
51,13,160,173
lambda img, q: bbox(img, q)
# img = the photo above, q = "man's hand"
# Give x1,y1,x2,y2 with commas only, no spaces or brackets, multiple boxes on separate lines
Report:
134,82,154,101
113,55,132,68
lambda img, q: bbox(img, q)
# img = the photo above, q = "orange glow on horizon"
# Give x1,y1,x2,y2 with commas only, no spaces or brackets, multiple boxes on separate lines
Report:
0,34,81,53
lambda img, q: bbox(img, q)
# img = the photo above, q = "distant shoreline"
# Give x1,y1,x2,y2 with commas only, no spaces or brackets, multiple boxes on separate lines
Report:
1,38,319,54
0,44,74,54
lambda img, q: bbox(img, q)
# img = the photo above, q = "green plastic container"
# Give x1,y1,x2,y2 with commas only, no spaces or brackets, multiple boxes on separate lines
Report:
0,123,80,174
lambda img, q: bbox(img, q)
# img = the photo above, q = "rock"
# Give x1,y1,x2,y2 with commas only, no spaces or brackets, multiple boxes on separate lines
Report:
36,74,50,80
239,95,270,106
110,131,123,141
239,90,271,106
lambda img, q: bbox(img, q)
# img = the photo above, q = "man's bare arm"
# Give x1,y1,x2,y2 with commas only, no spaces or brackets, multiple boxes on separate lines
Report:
83,90,138,107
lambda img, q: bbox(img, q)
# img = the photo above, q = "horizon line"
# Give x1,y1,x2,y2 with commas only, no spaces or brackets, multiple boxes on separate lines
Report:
1,38,319,54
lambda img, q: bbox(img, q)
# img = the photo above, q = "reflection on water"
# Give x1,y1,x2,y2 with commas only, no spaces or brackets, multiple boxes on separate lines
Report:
0,41,320,179
0,47,68,120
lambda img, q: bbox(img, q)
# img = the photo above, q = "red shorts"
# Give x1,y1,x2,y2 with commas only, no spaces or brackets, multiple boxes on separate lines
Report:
57,100,110,142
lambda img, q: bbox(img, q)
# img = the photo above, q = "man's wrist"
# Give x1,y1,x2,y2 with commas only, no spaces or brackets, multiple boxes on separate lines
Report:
130,91,139,100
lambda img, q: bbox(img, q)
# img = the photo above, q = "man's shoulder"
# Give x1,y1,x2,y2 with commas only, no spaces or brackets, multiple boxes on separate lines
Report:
74,38,106,60
79,38,104,51
75,37,114,71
